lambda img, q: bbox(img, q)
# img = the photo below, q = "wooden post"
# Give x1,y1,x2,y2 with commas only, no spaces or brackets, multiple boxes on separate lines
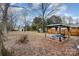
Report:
45,33,46,38
55,26,58,34
67,27,70,38
59,26,62,42
59,37,62,42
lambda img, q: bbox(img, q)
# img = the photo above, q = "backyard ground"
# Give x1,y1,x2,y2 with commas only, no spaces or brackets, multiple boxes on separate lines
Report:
3,31,79,56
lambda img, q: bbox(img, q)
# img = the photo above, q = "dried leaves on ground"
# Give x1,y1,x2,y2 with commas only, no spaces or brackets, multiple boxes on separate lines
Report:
4,31,79,56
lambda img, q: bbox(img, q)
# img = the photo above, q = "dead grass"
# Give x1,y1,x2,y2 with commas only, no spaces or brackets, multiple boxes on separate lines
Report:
17,35,29,44
3,31,79,56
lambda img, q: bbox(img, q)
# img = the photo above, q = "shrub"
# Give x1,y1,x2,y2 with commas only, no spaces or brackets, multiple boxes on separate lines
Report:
18,35,29,44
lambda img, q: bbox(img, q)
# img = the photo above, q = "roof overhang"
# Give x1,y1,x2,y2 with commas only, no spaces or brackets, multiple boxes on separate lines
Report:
47,24,79,28
47,24,70,28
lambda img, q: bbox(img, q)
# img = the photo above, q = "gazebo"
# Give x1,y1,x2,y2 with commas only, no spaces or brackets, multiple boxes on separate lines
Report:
47,24,70,42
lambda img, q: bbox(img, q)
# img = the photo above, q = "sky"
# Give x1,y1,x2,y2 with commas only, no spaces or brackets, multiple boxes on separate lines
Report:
62,3,79,17
10,3,79,26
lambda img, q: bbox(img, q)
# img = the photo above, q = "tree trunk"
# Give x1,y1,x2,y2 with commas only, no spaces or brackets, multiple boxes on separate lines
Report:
0,3,10,55
3,22,7,34
41,17,45,32
2,3,10,33
42,20,44,32
0,31,4,56
0,41,2,56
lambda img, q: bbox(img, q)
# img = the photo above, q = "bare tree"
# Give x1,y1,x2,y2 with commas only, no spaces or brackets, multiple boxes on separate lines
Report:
20,8,27,30
8,7,19,30
9,4,28,30
61,16,68,24
3,3,10,33
76,18,79,24
0,3,10,55
33,3,63,32
67,16,73,24
0,3,10,33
